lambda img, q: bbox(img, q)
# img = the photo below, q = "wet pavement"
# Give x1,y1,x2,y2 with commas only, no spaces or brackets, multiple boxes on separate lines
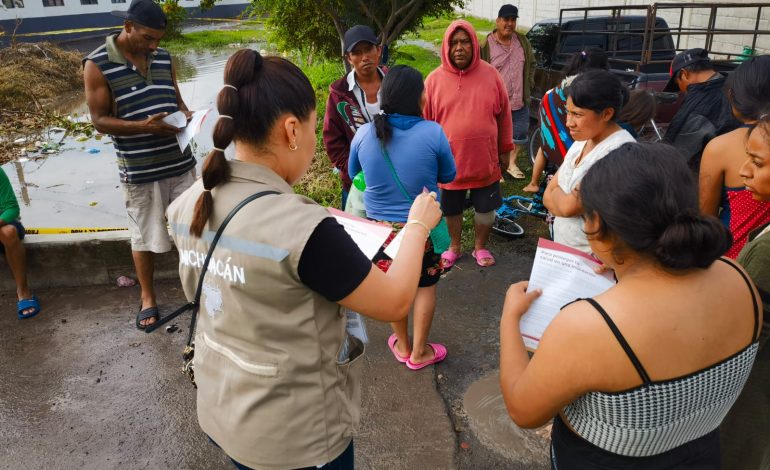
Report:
3,47,244,232
0,230,551,469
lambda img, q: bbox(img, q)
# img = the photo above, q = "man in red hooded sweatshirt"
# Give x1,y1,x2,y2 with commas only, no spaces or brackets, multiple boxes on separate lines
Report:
424,20,514,268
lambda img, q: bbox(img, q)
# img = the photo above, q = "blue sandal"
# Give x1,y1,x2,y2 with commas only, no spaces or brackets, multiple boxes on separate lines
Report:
17,296,41,319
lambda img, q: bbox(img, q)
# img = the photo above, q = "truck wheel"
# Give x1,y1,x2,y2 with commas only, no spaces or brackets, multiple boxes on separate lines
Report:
528,127,542,166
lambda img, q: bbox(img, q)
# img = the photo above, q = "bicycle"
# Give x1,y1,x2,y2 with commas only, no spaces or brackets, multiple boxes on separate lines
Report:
491,185,551,239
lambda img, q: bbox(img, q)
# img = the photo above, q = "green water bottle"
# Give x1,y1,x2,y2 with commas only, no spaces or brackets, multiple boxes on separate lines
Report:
352,171,366,191
738,46,755,62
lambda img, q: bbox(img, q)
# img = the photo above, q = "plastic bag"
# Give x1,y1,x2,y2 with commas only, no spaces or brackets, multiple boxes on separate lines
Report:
344,184,367,218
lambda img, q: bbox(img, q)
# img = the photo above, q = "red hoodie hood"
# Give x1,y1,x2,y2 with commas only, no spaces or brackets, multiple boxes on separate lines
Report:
440,19,481,75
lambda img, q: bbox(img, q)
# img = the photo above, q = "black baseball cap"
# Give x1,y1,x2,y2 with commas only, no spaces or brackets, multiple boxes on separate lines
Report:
344,25,378,53
498,4,519,19
112,0,167,30
663,48,711,92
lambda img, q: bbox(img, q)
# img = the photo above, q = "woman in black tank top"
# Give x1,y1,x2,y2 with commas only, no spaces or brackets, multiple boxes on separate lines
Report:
498,143,762,469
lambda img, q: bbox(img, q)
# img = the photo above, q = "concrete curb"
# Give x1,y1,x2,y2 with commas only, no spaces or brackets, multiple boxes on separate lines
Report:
0,232,179,292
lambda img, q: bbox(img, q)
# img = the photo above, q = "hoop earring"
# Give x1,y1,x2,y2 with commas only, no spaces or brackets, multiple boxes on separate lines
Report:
289,142,298,151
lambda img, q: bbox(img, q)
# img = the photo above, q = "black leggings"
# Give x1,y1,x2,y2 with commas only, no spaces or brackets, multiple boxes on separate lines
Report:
550,415,720,470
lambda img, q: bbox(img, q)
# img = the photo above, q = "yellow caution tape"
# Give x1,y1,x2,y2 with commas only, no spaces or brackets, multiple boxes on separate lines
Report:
9,17,248,37
13,26,123,37
25,227,128,235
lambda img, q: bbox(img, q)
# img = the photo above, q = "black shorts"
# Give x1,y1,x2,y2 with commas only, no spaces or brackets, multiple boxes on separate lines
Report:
372,222,448,288
440,182,502,216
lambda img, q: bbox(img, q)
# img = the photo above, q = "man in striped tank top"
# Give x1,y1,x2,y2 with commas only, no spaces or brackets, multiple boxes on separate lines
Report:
83,0,196,330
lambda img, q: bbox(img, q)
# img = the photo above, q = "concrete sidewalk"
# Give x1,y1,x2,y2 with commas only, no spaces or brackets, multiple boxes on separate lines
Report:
0,240,550,469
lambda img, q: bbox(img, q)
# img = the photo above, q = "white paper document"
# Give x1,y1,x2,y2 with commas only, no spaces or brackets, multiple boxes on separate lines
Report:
342,308,369,343
176,109,212,152
521,238,616,350
383,227,405,259
162,110,188,129
328,208,392,260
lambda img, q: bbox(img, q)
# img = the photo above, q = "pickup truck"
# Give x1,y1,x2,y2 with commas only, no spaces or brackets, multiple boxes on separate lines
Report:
524,2,769,146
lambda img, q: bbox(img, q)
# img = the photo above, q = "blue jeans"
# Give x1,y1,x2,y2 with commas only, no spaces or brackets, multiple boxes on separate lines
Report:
512,106,530,145
213,437,355,470
341,188,349,211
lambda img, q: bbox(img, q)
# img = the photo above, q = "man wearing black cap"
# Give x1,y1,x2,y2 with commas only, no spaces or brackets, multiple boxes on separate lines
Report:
663,48,739,172
83,0,195,330
480,4,535,180
323,25,385,209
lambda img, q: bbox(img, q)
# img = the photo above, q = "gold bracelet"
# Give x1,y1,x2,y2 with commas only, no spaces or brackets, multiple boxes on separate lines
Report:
406,219,430,236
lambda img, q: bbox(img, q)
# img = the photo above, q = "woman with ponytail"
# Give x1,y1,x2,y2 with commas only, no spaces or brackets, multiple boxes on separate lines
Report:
167,50,442,470
347,65,456,370
499,142,761,469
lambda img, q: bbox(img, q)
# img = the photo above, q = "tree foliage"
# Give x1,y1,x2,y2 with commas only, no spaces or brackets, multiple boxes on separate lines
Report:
156,0,219,38
252,0,465,62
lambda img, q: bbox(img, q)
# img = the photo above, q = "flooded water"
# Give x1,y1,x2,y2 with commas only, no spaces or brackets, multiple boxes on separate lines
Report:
3,46,253,232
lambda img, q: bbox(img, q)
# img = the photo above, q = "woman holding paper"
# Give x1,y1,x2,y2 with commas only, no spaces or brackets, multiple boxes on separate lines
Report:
543,70,635,254
348,65,457,370
499,143,762,469
167,50,442,470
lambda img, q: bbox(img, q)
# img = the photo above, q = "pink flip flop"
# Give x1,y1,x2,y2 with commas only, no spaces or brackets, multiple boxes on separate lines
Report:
440,250,461,269
406,343,448,370
387,333,410,363
472,249,496,267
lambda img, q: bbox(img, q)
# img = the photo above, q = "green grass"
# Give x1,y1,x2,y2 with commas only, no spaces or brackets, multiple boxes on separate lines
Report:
302,60,345,126
163,27,266,53
458,148,543,252
392,44,441,77
294,141,343,208
406,14,497,46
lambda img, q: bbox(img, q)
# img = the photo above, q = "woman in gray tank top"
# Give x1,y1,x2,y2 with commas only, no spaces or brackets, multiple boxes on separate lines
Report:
498,142,761,469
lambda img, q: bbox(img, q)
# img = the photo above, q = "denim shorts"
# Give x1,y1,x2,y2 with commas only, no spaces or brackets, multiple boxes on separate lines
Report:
0,219,25,253
512,106,530,145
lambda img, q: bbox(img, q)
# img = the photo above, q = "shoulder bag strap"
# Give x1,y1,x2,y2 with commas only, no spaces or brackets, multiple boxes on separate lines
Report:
145,190,279,339
380,142,414,204
184,190,280,346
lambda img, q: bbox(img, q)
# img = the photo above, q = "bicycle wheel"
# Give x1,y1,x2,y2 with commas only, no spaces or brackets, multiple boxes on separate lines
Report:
514,197,535,212
516,199,548,219
491,216,525,239
528,127,542,165
508,195,547,219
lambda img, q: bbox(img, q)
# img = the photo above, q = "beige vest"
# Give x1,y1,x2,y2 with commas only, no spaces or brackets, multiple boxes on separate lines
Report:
167,161,363,469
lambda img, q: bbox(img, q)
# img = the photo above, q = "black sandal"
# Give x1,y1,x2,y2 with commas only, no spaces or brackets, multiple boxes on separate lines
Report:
136,305,159,330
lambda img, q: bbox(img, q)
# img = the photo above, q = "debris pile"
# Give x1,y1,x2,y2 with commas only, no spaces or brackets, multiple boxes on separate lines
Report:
0,42,88,165
0,42,83,111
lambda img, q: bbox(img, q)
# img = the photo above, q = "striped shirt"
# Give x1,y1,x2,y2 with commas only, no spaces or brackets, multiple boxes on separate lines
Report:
85,34,195,184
